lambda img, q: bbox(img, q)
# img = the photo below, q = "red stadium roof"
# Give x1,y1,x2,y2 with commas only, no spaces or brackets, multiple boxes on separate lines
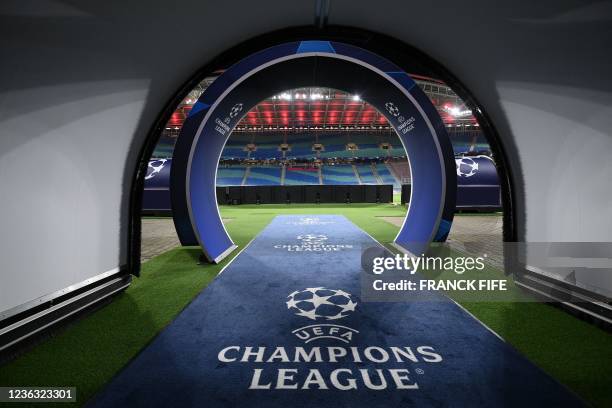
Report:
163,77,478,134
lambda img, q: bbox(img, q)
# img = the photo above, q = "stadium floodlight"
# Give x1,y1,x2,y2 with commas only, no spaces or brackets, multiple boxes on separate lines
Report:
352,94,361,101
444,104,472,118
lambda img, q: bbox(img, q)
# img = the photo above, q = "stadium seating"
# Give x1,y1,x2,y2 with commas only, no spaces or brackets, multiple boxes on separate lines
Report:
286,146,316,159
446,130,492,155
355,164,378,184
320,134,347,145
229,132,252,143
249,148,280,159
282,134,316,159
388,161,411,184
221,146,248,159
244,166,282,185
375,163,400,189
318,147,355,158
472,133,490,152
152,134,175,158
243,133,283,159
213,130,491,189
448,132,473,154
322,165,359,185
352,146,386,158
216,131,413,161
347,133,374,144
284,168,320,185
217,166,246,186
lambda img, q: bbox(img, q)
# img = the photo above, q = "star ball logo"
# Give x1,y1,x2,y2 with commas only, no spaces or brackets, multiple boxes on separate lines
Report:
145,159,168,180
455,156,479,178
216,287,445,390
229,103,243,118
287,288,357,321
384,101,401,117
288,287,359,344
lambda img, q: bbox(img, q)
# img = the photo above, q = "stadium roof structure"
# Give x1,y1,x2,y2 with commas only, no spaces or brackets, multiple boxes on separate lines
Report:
162,74,479,138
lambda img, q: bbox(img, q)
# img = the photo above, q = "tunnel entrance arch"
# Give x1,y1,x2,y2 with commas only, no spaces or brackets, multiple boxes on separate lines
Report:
170,41,456,262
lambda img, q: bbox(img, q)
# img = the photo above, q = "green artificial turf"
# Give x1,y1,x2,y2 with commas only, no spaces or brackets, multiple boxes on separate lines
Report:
0,204,610,407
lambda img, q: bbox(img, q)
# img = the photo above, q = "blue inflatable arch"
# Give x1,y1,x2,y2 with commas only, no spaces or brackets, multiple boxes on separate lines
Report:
171,41,456,263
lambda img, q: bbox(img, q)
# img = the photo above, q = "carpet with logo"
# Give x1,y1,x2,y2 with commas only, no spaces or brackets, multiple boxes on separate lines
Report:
88,215,582,407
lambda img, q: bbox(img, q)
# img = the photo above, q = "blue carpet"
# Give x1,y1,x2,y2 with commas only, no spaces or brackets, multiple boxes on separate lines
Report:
89,215,583,407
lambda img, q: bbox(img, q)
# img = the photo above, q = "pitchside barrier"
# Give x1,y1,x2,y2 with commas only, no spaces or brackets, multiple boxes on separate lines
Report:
401,183,500,211
215,185,393,205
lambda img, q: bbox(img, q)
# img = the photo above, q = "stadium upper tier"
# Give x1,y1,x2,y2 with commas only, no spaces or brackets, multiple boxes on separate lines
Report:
216,163,405,189
218,130,484,160
153,83,492,160
220,131,405,160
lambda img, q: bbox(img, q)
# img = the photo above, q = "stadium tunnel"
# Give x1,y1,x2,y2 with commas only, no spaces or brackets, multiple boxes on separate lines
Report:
1,1,611,351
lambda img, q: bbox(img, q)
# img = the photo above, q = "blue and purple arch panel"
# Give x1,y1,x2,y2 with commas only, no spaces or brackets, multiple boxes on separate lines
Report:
171,41,456,262
455,155,501,209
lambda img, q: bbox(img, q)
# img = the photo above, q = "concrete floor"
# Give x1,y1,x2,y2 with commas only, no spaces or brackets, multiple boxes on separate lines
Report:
140,218,233,262
380,214,504,270
140,218,181,262
446,214,504,269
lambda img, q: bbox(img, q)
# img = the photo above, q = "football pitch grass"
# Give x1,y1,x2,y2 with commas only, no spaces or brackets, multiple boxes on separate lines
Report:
0,204,611,407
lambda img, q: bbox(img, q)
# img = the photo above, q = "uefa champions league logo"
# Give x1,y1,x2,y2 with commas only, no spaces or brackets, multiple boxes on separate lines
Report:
216,287,444,390
287,288,358,321
384,102,401,117
145,159,168,180
296,234,328,246
288,288,359,343
455,157,478,178
229,103,243,118
298,217,322,225
286,217,335,226
274,235,353,252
